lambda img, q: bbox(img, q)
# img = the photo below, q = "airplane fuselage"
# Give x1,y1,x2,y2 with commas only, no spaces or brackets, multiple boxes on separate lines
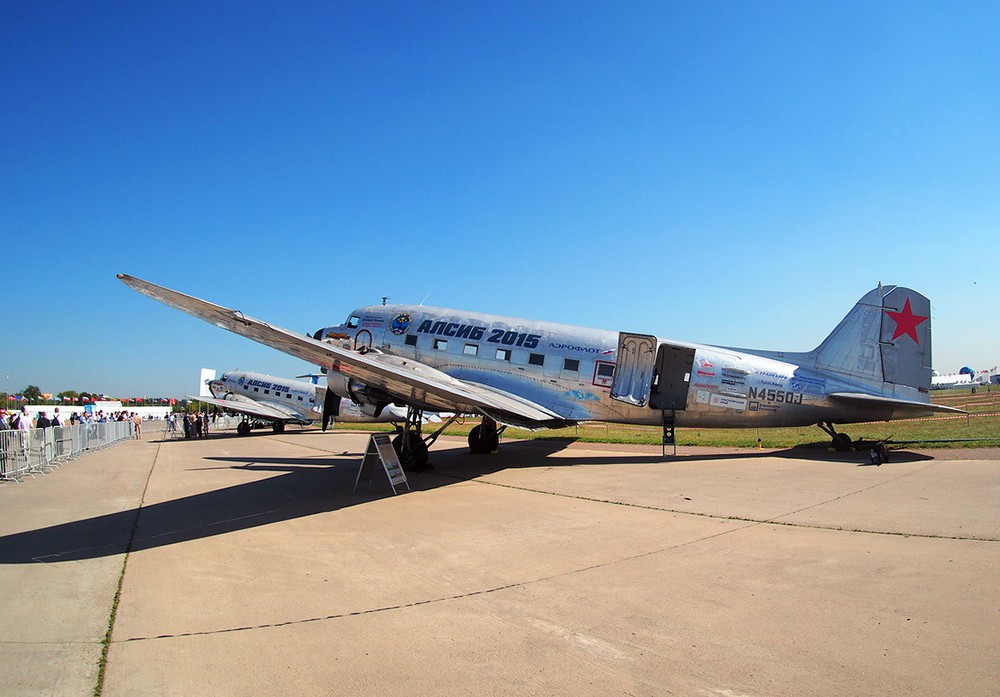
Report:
317,304,918,429
212,371,322,422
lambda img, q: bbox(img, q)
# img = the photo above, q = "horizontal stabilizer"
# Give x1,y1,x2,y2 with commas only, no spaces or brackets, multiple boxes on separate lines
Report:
828,392,967,416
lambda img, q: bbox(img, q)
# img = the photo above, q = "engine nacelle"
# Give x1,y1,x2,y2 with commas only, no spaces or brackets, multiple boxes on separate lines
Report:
326,373,390,417
326,373,354,401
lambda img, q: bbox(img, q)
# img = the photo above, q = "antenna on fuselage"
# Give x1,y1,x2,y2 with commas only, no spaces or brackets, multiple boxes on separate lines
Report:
420,292,431,306
382,296,389,306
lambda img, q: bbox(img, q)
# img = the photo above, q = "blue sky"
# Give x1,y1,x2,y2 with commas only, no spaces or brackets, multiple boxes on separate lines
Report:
3,1,998,397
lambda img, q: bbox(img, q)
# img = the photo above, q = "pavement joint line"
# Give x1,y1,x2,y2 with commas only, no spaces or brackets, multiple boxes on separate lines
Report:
261,434,1000,543
93,438,160,697
114,519,761,645
762,459,942,523
429,469,1000,543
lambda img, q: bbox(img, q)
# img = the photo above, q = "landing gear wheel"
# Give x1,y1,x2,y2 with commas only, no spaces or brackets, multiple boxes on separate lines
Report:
237,421,250,436
392,433,430,471
468,424,499,454
832,432,853,451
272,421,285,433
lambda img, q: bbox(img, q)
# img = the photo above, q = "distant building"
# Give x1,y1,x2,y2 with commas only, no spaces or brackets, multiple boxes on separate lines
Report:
930,372,985,390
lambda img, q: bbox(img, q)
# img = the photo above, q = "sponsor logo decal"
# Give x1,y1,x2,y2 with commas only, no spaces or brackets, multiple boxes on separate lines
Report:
710,394,747,411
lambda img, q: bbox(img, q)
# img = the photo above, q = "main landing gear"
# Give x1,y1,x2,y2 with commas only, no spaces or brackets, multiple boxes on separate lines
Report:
468,416,504,454
390,411,507,471
390,406,461,472
236,418,286,435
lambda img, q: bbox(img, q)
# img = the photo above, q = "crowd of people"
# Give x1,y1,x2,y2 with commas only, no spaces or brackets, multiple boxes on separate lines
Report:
2,407,147,438
165,411,214,438
3,407,227,443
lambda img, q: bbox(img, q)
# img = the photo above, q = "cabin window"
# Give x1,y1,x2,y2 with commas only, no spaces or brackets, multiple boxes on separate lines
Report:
298,396,303,401
253,387,259,392
405,335,417,346
529,353,544,366
347,315,361,329
286,394,292,399
564,358,580,372
464,343,479,356
434,339,448,351
264,389,270,394
496,348,511,361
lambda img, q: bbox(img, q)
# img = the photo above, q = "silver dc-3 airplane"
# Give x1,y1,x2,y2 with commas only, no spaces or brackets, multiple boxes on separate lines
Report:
119,274,963,469
192,369,423,435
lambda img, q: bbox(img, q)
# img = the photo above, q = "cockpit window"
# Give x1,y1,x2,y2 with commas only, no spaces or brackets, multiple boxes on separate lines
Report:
347,315,361,329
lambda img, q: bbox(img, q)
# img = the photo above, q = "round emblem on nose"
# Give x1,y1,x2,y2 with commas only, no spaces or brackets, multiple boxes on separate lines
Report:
390,313,411,335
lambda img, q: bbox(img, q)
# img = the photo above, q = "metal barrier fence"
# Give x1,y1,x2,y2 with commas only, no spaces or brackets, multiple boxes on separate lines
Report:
0,421,135,481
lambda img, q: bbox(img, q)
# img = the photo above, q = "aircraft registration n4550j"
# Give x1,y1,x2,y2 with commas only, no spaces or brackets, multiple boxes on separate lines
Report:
119,274,963,470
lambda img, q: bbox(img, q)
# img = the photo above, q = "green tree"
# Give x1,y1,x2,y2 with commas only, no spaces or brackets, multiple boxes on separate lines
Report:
20,385,41,403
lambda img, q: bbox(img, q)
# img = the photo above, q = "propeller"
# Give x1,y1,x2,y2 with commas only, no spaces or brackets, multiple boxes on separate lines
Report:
322,387,340,431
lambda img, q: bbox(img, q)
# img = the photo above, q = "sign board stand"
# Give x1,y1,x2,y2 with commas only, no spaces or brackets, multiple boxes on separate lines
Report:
353,433,410,495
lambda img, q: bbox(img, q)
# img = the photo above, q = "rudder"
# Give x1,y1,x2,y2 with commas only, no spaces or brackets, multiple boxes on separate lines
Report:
813,285,932,395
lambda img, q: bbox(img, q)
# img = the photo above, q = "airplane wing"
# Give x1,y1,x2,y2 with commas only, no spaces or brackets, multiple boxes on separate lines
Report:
118,274,570,428
186,394,303,422
828,392,968,417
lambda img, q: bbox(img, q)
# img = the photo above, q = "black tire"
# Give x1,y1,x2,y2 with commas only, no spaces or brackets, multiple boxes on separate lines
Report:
832,432,852,451
874,442,889,464
392,433,430,471
468,425,499,454
237,421,250,436
272,421,285,433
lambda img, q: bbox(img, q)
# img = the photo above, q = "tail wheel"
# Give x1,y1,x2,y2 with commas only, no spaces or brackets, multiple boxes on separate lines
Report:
832,432,853,451
468,424,499,454
272,421,286,433
237,421,250,436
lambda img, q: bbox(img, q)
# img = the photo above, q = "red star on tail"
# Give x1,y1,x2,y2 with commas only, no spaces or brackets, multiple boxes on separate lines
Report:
884,298,929,343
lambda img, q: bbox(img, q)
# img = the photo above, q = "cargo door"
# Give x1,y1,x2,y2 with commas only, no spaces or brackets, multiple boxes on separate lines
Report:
649,344,695,411
610,333,657,407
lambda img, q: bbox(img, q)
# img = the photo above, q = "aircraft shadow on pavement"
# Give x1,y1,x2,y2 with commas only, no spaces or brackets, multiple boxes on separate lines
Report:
0,440,934,564
0,452,466,565
430,438,935,474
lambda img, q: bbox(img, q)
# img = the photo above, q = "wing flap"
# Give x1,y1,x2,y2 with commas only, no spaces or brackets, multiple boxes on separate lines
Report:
119,274,564,426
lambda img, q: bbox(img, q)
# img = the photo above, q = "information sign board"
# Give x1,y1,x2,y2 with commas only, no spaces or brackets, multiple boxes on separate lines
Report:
353,433,410,495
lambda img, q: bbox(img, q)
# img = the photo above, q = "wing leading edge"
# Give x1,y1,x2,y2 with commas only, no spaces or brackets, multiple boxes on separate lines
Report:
187,394,303,422
118,274,567,428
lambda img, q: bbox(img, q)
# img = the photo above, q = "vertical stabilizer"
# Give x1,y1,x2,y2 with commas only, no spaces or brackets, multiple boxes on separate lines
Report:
813,286,932,395
199,368,217,397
